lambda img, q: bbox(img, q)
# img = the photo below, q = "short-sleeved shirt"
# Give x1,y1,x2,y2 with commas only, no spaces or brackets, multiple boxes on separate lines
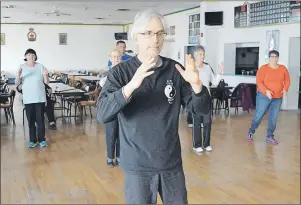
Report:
20,63,46,104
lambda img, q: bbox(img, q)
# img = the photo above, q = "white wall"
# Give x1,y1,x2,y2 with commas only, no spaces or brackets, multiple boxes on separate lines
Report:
125,7,200,66
1,24,123,77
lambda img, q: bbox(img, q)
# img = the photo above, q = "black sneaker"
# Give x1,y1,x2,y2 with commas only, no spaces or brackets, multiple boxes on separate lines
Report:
107,160,114,168
49,124,57,130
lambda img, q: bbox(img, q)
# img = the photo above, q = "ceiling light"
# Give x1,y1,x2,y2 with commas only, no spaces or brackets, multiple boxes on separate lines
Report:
117,9,131,12
112,22,125,25
1,5,15,9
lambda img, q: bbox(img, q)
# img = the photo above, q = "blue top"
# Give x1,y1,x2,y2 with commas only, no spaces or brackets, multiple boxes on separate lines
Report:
107,54,132,66
20,63,46,104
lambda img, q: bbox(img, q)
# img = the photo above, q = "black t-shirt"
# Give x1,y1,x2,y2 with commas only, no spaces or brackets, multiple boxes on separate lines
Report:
97,55,210,174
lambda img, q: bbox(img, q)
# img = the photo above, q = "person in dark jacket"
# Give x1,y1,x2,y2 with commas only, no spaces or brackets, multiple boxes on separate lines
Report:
96,9,210,204
44,84,57,130
100,49,122,167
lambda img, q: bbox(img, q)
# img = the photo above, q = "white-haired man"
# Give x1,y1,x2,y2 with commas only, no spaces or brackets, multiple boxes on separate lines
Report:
97,9,210,204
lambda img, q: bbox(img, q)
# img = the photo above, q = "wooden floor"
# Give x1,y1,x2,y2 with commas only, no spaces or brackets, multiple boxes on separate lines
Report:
1,92,300,204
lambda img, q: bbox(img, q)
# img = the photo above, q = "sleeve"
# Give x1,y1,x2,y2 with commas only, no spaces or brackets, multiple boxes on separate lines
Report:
210,69,221,87
180,73,211,117
99,76,108,87
99,76,107,87
256,65,268,93
283,67,291,92
96,68,130,123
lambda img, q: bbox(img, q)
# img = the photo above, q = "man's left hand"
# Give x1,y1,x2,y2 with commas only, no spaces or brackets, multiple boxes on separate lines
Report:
175,54,203,93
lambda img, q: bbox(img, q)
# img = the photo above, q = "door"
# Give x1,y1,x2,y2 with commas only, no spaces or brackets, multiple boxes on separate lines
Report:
286,37,300,110
224,43,236,74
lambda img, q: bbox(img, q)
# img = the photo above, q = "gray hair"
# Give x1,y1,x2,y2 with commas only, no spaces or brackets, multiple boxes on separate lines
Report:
108,48,121,57
192,45,205,59
130,9,166,40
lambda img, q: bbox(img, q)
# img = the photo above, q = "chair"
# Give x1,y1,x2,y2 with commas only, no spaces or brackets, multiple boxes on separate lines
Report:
0,83,9,93
64,80,83,117
229,83,253,114
78,86,101,122
0,90,16,125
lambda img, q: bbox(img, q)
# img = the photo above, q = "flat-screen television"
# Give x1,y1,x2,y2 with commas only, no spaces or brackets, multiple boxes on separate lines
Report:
114,32,128,40
205,11,223,26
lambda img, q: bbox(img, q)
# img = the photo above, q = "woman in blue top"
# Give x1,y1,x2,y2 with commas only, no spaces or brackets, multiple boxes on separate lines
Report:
15,48,49,148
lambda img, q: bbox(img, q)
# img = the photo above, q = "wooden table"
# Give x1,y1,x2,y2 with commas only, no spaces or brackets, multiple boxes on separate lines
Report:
61,72,88,76
61,72,88,86
80,76,101,82
49,79,60,83
49,83,86,122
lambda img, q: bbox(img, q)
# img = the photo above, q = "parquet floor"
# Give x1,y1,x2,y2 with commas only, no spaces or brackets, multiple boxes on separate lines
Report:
1,92,300,204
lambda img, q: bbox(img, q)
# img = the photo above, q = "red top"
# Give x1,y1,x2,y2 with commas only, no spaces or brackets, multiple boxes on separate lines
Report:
256,64,290,98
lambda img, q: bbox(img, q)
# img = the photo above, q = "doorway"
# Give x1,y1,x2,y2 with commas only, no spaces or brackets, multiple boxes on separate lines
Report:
287,37,300,110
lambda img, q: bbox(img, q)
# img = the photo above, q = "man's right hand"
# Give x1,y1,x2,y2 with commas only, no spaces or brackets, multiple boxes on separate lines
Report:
129,57,156,89
123,57,156,99
266,90,273,99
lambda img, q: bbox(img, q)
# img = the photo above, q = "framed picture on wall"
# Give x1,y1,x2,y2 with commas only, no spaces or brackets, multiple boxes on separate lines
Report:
59,33,67,45
170,26,175,36
1,33,5,45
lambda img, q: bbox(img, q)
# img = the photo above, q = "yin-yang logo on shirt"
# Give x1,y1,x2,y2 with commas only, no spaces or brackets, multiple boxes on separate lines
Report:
164,80,176,104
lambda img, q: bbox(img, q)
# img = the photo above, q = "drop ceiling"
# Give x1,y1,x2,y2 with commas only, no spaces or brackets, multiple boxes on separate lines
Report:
1,1,201,25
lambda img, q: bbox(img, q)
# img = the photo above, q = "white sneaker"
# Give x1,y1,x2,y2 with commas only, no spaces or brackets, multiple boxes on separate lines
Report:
188,124,193,128
193,147,203,153
205,146,212,152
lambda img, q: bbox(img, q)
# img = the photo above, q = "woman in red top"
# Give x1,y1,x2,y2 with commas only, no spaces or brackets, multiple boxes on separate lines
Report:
248,50,290,144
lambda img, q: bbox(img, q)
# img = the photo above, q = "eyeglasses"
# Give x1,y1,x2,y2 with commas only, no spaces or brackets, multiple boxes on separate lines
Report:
269,55,278,58
138,31,167,38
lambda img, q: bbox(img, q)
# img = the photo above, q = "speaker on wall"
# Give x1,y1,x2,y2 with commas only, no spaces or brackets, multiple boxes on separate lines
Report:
114,32,128,40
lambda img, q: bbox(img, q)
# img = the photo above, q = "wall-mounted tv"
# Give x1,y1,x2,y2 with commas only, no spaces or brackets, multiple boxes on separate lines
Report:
205,11,223,26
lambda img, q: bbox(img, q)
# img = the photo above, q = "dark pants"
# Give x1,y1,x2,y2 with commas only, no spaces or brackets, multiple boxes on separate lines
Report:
45,98,55,123
24,103,46,143
105,119,120,159
249,92,282,137
193,111,212,148
186,111,193,125
124,169,188,204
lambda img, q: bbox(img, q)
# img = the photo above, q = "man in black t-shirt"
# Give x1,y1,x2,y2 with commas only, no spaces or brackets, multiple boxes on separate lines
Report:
97,9,210,204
